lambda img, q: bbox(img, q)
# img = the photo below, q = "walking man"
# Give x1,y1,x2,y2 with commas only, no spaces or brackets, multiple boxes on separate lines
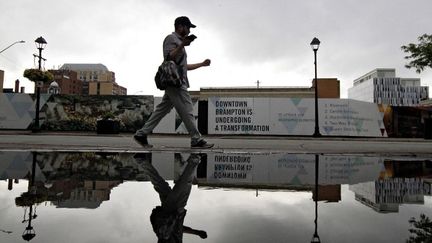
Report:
134,16,214,149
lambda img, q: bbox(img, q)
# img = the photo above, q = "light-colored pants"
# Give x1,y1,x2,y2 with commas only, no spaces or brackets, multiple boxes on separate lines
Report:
140,154,199,210
135,86,201,144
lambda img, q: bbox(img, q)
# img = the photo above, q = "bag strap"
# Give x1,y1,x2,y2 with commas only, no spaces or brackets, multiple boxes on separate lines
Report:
164,52,170,62
165,53,185,65
164,45,185,65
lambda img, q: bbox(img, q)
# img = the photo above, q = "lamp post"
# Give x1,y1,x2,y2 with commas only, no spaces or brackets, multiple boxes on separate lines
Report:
21,152,38,241
311,154,321,243
0,40,25,54
310,37,321,137
33,37,47,132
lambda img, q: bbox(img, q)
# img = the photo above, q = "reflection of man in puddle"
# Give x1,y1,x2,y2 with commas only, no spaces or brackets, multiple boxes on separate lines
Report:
134,153,207,242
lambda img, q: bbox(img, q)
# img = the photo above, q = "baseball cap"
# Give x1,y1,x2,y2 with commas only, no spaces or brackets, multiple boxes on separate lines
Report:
174,16,196,28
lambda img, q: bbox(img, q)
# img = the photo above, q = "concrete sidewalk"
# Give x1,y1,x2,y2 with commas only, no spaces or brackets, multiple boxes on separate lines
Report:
0,131,432,156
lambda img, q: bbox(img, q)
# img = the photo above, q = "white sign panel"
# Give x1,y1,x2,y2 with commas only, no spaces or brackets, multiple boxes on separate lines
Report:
153,97,176,134
208,97,387,137
153,96,199,134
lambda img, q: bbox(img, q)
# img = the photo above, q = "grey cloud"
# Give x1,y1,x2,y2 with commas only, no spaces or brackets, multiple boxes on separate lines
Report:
1,0,431,95
165,0,432,93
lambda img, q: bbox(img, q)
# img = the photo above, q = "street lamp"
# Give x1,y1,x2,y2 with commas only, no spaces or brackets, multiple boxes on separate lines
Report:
0,40,25,54
33,36,47,132
34,37,47,70
21,152,38,241
310,37,321,137
311,154,321,243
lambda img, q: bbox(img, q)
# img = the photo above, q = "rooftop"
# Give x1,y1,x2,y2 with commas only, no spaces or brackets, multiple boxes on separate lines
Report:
60,63,109,72
200,86,312,90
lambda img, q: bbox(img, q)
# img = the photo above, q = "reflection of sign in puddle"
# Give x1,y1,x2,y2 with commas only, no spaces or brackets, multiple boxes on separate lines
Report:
204,153,388,186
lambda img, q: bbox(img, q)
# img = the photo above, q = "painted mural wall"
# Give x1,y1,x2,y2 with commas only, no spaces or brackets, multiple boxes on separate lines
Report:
1,93,430,137
43,94,154,132
0,93,50,129
0,93,155,132
0,93,196,133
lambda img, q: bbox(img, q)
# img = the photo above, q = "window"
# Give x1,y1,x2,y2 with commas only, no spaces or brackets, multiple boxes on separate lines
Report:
97,82,101,95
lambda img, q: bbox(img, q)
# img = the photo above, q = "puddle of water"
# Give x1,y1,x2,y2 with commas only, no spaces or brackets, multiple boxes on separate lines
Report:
0,151,431,243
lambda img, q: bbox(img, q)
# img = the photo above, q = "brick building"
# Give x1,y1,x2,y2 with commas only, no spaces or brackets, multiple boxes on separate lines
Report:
60,63,127,95
43,69,83,95
312,78,340,98
193,78,340,100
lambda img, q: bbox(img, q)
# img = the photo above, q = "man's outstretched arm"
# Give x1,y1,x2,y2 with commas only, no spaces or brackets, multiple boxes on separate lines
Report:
187,59,211,71
183,226,207,239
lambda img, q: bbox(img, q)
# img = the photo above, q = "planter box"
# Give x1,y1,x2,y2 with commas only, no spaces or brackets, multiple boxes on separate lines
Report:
96,119,120,134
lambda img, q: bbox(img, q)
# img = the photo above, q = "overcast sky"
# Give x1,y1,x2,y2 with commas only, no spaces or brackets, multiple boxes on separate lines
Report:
1,0,431,97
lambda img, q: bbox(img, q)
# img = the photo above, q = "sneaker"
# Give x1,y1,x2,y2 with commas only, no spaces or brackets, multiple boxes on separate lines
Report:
133,135,153,148
191,139,214,149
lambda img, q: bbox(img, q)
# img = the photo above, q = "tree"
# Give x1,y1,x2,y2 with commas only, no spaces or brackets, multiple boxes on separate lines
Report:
401,34,432,73
406,214,432,243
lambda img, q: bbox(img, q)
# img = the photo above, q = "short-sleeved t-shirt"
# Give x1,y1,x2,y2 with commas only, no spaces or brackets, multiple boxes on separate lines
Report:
163,32,189,88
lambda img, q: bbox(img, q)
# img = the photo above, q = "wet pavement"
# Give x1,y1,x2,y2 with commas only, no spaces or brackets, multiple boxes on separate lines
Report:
1,149,431,243
1,133,432,156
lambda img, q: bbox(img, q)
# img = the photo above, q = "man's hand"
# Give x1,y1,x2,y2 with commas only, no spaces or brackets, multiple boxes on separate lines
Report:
202,59,211,67
198,230,208,239
182,38,193,46
187,59,211,71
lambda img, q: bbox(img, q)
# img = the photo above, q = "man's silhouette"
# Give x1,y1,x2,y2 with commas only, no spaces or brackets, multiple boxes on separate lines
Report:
134,153,207,242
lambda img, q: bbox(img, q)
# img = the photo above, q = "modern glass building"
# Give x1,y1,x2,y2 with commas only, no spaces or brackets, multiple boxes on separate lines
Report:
348,68,429,106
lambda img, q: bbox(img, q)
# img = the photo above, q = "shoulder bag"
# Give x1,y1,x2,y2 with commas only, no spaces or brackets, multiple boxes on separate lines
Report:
154,54,183,90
